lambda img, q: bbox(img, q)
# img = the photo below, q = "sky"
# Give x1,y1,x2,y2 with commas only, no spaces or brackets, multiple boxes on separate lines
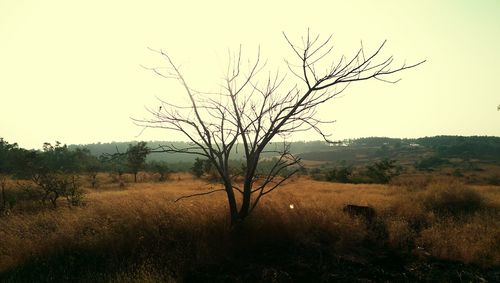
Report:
1,0,499,149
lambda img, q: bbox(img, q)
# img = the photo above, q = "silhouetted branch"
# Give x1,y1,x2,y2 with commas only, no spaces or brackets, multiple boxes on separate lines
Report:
174,188,225,202
138,30,424,225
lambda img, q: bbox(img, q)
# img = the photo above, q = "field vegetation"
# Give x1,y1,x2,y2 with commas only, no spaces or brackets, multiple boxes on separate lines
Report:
2,137,500,281
1,173,499,282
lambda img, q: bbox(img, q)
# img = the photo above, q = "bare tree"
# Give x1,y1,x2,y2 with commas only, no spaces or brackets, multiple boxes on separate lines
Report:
136,31,424,225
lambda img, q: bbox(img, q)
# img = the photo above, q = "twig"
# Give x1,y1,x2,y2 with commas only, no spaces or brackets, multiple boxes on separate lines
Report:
174,188,225,202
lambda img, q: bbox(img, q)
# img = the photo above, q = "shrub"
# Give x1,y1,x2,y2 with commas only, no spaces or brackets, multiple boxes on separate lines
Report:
325,166,353,183
1,178,19,212
65,177,85,206
420,182,484,217
308,167,323,181
415,156,449,171
364,159,401,184
31,173,85,208
147,161,170,182
191,158,206,178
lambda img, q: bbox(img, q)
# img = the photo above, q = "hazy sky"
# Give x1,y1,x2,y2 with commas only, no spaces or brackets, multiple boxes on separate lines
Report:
1,0,499,149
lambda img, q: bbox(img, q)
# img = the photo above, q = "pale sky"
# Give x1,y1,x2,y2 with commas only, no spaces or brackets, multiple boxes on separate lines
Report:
1,0,499,149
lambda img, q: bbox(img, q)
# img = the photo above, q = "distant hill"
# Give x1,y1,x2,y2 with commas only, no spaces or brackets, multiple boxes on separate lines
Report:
68,140,332,163
69,136,500,166
299,136,500,166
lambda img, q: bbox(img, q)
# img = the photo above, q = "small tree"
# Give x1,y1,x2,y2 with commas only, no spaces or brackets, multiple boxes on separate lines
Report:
85,159,101,188
148,160,170,181
100,150,127,187
326,166,353,183
0,139,17,210
191,157,206,178
70,147,102,188
0,138,18,175
32,172,82,208
24,142,86,208
365,159,400,184
126,142,150,183
137,31,424,225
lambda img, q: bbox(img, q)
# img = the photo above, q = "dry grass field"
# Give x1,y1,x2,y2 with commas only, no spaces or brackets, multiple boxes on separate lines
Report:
1,173,500,282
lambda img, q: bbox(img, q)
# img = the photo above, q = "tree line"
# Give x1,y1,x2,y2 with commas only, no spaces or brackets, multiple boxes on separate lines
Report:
0,138,168,211
0,138,165,182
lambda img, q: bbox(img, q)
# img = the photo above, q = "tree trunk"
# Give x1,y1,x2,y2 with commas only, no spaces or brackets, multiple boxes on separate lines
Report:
238,156,259,221
238,179,252,220
224,181,240,226
134,172,138,183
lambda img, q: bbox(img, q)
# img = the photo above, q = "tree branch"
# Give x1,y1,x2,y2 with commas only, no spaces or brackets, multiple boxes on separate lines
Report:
174,188,225,202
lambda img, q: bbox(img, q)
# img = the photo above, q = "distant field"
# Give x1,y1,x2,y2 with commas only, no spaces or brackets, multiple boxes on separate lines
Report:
1,173,500,282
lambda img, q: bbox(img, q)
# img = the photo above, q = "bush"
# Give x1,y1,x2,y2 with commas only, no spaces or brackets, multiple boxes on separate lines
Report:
364,159,401,184
1,178,19,212
308,168,323,181
30,173,85,208
415,156,449,171
325,166,352,183
65,177,85,206
420,182,485,217
191,158,206,178
147,161,170,182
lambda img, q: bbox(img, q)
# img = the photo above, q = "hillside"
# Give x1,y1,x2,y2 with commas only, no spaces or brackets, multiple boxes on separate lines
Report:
69,136,500,166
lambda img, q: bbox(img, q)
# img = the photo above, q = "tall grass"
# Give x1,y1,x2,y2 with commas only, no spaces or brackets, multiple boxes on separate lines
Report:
0,174,499,281
420,180,485,217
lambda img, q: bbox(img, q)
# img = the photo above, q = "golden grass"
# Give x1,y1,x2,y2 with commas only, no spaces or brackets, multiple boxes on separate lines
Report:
1,173,499,280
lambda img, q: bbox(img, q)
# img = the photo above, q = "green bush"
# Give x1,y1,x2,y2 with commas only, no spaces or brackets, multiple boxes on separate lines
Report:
415,156,449,171
325,166,353,183
191,158,206,178
365,159,401,184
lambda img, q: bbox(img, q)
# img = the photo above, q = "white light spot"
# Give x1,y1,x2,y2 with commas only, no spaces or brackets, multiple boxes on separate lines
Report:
289,204,294,209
